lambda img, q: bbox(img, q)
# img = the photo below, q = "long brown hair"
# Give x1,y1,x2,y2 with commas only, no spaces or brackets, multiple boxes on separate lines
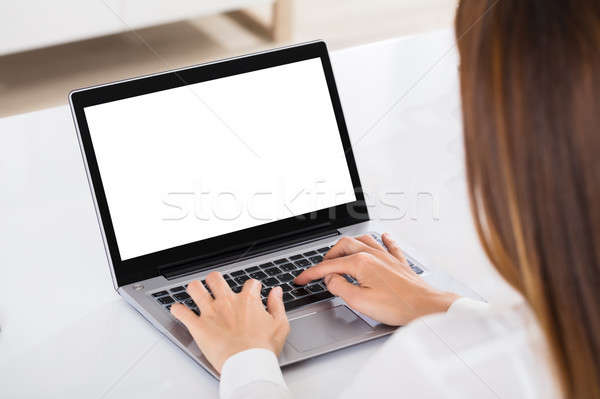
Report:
455,1,600,397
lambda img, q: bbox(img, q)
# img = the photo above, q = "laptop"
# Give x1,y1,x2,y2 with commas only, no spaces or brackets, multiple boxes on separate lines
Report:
69,41,480,378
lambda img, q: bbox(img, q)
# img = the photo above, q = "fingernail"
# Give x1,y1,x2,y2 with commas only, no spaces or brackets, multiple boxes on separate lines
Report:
275,286,283,297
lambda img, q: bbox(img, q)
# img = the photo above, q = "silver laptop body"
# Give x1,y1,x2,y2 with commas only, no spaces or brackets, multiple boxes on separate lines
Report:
69,41,481,379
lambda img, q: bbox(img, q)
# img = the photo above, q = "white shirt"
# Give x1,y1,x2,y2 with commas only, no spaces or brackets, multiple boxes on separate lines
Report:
219,298,561,399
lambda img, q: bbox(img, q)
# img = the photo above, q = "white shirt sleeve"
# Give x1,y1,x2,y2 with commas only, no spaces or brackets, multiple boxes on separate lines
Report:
219,348,291,399
447,297,490,315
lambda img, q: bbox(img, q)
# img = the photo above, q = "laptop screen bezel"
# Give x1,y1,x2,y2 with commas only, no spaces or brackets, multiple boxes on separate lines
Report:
70,41,368,287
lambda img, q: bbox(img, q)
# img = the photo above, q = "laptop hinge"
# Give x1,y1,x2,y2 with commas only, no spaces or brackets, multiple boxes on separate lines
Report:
161,226,340,280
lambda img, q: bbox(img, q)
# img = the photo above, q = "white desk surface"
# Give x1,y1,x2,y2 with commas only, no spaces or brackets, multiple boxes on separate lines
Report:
0,30,518,398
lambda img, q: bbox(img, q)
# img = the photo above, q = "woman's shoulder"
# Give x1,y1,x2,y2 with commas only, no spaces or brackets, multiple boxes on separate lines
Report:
344,299,561,398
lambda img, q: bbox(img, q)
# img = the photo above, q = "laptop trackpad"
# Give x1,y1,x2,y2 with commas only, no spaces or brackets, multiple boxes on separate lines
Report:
287,305,373,352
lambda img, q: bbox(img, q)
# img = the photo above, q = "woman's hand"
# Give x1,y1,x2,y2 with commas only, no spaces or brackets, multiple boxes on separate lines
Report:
295,234,460,326
170,273,290,373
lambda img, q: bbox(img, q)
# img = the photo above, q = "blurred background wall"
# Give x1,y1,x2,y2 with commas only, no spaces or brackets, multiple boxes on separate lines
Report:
0,0,457,118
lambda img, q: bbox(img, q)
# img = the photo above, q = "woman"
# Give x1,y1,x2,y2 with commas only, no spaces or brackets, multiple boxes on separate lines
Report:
171,1,600,397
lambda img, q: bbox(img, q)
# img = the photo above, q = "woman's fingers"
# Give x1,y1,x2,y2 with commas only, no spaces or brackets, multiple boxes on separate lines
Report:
187,280,213,312
323,274,363,306
241,278,262,299
267,286,286,323
354,234,385,250
382,233,407,263
171,302,199,328
206,271,233,299
295,252,368,284
325,236,374,260
267,286,290,348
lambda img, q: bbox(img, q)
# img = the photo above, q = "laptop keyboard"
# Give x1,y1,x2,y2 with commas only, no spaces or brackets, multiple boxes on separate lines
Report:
151,241,424,316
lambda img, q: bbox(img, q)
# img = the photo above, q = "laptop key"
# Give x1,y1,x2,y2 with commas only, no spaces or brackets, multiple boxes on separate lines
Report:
173,292,190,301
152,290,169,297
226,279,237,288
230,270,246,277
158,296,175,305
284,291,334,311
261,287,271,297
249,271,268,280
316,247,330,253
170,286,185,293
309,255,323,264
184,299,196,307
281,263,296,271
410,264,424,274
280,283,292,292
263,277,279,286
308,284,325,293
265,267,282,276
245,266,260,273
278,273,294,282
234,275,250,285
274,258,288,265
282,293,294,302
259,262,274,269
232,286,242,293
303,250,317,256
294,259,310,267
291,270,303,277
291,288,309,297
306,284,325,293
289,254,304,261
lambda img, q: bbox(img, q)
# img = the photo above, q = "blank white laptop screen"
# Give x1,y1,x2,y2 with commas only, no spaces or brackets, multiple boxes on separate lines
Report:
84,57,356,261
